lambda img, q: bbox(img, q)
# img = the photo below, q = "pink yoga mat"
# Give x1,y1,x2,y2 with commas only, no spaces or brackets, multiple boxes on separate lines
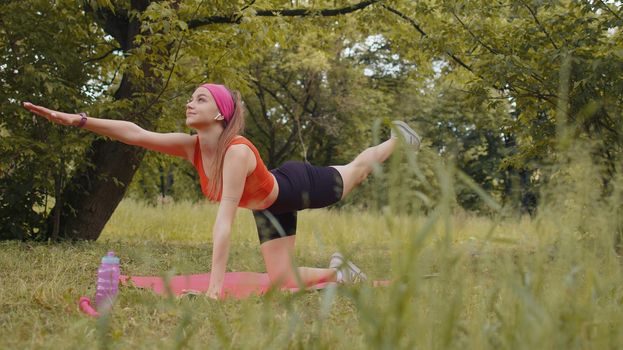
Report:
120,272,390,299
79,272,390,317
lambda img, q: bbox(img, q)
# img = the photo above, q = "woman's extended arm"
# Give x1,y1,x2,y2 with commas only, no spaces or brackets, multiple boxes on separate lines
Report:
22,102,194,161
206,145,250,299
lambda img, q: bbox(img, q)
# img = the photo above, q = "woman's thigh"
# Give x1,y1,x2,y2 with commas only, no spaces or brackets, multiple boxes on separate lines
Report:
331,165,359,200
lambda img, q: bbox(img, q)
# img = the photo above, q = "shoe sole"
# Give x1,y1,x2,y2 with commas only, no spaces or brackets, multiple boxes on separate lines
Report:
180,289,202,298
330,253,367,282
392,121,421,149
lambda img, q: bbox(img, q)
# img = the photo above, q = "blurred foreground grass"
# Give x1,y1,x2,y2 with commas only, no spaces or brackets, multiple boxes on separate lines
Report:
2,195,623,349
2,136,623,349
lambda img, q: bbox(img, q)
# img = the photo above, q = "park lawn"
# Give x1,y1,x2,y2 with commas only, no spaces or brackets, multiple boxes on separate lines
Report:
1,198,623,349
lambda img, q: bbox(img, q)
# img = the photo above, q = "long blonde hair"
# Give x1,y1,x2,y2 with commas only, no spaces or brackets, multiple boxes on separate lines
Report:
207,90,245,199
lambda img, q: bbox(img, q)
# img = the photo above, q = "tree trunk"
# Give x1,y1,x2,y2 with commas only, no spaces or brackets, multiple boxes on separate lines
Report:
47,1,156,240
47,64,158,240
49,139,146,240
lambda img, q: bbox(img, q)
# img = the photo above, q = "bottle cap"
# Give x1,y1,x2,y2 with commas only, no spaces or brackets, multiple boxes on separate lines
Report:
101,251,120,264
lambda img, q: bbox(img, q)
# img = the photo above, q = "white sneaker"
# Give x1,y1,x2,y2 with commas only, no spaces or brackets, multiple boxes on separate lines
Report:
329,252,367,283
391,121,421,151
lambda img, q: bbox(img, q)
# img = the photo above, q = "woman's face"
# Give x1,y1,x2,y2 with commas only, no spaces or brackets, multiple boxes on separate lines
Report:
185,87,222,129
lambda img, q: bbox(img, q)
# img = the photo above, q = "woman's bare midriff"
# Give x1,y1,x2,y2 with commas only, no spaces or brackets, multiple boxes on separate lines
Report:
244,173,279,210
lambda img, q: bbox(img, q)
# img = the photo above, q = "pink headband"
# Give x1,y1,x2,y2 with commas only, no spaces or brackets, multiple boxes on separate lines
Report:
200,83,235,124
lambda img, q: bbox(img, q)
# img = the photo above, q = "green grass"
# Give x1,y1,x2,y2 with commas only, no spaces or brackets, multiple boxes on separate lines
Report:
3,139,623,349
2,197,623,349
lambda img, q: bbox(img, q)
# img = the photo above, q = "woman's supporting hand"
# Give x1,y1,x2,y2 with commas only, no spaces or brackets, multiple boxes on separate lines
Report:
206,290,221,300
22,102,79,126
181,289,221,300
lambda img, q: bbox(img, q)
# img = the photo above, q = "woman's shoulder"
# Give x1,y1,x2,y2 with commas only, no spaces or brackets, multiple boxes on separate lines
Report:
227,135,254,152
225,138,257,173
228,136,262,163
230,135,259,150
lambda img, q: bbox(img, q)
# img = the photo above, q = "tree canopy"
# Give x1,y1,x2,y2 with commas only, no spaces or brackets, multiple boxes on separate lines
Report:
1,0,621,240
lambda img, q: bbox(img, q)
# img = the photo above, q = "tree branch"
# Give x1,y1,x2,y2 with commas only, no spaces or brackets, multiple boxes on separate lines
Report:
135,0,204,117
251,77,276,129
520,1,559,50
241,0,257,12
103,60,123,87
247,109,271,139
261,87,293,116
255,0,379,17
272,73,316,114
381,3,558,106
275,121,300,164
451,9,548,87
380,4,473,72
82,46,122,64
246,105,272,141
451,12,500,55
597,0,622,21
187,0,379,29
380,3,426,36
82,1,130,50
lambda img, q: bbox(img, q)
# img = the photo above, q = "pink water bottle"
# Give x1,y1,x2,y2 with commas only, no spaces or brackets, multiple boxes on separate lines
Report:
95,251,120,311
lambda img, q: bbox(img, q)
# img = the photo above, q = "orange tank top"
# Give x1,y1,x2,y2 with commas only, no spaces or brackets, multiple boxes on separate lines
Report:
192,135,274,208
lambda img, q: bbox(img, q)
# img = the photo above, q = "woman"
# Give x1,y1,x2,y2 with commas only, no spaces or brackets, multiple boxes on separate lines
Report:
22,83,420,299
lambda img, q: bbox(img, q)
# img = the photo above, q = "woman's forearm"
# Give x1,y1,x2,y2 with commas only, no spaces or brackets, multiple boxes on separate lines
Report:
79,115,144,145
208,227,232,297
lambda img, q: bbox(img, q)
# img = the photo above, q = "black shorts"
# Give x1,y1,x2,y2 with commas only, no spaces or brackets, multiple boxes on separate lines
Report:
253,161,344,244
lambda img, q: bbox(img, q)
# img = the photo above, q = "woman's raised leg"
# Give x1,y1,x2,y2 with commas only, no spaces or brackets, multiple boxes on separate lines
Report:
331,138,397,200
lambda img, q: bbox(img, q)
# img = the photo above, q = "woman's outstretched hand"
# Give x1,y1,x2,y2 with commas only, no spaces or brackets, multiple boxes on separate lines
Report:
22,102,78,126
